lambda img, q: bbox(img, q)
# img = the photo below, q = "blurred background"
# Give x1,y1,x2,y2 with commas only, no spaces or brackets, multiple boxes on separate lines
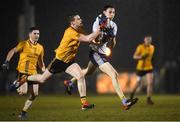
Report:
0,0,180,95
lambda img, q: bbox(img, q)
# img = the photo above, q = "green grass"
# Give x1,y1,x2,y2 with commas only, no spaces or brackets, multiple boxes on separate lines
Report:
0,94,180,121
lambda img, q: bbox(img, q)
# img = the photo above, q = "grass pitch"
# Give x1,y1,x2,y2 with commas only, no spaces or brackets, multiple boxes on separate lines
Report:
0,94,180,121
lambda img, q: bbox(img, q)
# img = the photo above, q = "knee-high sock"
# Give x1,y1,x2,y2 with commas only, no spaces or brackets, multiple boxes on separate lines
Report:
22,99,33,112
77,76,86,97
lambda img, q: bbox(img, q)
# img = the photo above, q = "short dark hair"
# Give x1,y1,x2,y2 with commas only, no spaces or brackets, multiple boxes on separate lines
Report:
103,5,114,11
145,35,152,38
68,14,78,23
29,27,39,33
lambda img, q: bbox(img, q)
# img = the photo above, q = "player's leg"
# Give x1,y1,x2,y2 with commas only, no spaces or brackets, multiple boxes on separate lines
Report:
18,84,39,120
99,62,126,101
9,73,29,91
70,61,96,84
10,69,52,90
146,72,154,105
28,58,65,83
130,75,142,100
99,62,138,110
22,84,39,112
27,69,52,83
27,58,61,83
17,82,28,95
17,82,28,120
65,63,94,110
64,61,97,95
10,58,62,90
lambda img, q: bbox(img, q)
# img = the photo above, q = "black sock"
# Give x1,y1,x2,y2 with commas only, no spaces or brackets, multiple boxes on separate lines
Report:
21,110,27,114
147,97,151,100
130,92,135,99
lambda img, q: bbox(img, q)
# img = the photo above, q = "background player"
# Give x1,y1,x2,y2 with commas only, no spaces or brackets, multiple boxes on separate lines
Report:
130,35,155,105
2,27,45,119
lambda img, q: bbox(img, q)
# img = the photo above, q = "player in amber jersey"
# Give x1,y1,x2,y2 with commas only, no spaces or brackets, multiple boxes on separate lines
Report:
130,35,155,105
11,14,106,111
2,27,45,120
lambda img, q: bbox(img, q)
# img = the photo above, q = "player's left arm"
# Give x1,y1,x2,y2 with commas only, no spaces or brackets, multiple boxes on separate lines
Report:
151,45,155,61
38,46,45,72
112,22,117,48
112,37,116,48
133,45,142,60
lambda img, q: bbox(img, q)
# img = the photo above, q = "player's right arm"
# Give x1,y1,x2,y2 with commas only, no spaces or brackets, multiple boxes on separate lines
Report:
1,47,18,70
133,45,142,60
2,41,25,70
78,29,101,43
5,47,18,62
6,41,25,61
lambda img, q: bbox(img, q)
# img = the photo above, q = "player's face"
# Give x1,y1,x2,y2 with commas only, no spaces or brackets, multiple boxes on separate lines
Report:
103,8,115,20
144,37,152,45
29,30,40,42
73,15,83,27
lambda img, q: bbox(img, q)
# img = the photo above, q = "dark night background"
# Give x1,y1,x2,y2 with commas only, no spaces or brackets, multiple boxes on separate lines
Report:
0,0,180,94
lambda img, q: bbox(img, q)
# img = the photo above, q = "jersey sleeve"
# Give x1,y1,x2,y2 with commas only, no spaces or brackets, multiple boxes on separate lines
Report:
65,29,80,41
92,17,99,32
113,22,118,36
40,46,44,60
16,41,26,52
72,31,80,41
151,45,155,55
135,45,142,56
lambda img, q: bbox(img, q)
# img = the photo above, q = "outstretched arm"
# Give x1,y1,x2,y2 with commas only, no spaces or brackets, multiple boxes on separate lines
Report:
78,16,108,43
78,29,101,43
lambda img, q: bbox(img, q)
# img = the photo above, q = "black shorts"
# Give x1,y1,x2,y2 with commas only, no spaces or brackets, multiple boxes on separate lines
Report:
89,49,110,66
48,58,74,74
136,70,153,77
